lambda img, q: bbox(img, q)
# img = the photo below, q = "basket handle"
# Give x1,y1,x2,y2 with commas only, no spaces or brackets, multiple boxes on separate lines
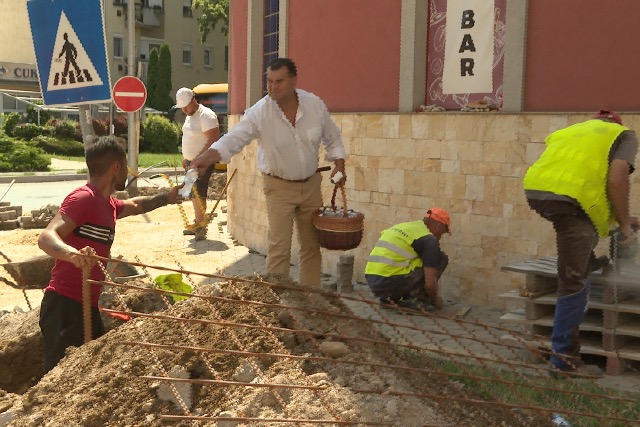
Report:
330,184,348,217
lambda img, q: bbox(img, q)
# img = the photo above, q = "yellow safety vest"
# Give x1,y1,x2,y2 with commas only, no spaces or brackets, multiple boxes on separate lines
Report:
523,119,627,236
365,220,431,277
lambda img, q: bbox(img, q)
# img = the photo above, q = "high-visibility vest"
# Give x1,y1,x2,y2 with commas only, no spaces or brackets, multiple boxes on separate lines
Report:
365,220,430,277
523,119,627,237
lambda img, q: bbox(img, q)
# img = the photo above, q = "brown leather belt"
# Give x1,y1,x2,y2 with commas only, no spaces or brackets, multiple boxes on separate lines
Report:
265,173,311,183
264,166,331,183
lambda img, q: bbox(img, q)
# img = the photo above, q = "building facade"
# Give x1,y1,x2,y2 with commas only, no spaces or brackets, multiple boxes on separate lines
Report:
223,0,640,306
229,0,640,114
0,0,228,114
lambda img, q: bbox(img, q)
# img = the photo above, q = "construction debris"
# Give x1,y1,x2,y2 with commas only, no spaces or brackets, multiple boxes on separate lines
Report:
19,204,58,230
0,203,20,231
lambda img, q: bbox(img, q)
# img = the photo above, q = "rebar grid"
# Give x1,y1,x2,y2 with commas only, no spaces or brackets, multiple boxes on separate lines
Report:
101,306,637,406
83,253,640,425
207,269,350,424
92,257,193,417
173,260,318,424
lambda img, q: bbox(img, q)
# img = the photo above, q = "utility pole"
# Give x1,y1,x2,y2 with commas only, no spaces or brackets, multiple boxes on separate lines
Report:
127,0,139,191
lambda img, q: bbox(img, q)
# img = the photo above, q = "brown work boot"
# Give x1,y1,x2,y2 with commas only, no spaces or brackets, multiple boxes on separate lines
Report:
183,221,197,235
194,225,207,241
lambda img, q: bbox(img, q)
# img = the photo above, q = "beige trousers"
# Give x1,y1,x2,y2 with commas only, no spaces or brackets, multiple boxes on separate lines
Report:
262,173,323,287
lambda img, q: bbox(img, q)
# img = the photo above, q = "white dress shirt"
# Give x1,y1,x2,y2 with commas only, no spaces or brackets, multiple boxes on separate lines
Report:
211,89,346,181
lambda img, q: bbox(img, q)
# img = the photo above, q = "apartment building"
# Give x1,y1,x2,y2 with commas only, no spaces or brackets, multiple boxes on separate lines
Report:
0,0,228,114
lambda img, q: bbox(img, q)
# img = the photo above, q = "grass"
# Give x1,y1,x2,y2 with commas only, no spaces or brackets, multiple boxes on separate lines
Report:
57,153,183,169
399,349,640,426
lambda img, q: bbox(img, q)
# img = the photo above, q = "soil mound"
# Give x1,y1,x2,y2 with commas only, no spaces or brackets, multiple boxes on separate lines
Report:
0,278,455,426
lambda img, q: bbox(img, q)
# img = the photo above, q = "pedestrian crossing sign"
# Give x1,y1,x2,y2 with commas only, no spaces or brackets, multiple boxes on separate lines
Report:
27,0,111,106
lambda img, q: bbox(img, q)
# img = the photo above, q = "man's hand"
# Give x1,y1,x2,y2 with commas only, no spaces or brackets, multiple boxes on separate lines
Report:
182,158,189,171
68,246,97,270
331,158,346,186
191,149,222,175
168,185,183,205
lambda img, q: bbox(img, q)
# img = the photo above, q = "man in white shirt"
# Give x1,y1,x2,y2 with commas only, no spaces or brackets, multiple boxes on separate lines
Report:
176,87,220,240
191,58,346,288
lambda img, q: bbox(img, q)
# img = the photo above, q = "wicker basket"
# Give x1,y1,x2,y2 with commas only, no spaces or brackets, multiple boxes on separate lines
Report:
312,185,364,250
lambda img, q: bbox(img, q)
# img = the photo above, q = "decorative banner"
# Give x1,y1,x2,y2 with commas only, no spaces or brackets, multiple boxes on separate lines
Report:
442,0,494,95
27,0,111,106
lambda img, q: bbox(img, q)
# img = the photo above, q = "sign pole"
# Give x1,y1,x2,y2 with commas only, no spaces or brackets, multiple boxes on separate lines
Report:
127,2,138,191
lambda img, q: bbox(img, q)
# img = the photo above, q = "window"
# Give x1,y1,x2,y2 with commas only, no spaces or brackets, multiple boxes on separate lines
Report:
183,0,192,17
204,47,213,68
224,46,229,70
113,36,124,58
263,0,279,93
183,44,192,65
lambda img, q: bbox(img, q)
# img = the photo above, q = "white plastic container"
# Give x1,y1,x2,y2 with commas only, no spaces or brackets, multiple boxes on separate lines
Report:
179,169,199,198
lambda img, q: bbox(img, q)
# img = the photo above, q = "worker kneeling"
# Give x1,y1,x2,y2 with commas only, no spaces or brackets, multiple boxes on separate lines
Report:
365,208,451,312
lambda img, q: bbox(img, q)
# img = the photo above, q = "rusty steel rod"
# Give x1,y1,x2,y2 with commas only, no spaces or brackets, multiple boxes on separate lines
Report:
140,375,328,390
160,415,393,425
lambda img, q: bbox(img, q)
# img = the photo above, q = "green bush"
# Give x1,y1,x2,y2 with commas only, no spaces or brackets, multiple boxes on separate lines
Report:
0,136,14,153
26,102,58,125
141,114,179,153
57,120,78,139
0,140,50,172
32,135,85,156
12,123,54,140
2,112,22,137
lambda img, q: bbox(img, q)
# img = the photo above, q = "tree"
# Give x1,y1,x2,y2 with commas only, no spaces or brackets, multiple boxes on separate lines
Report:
146,47,159,107
154,43,173,112
192,0,229,43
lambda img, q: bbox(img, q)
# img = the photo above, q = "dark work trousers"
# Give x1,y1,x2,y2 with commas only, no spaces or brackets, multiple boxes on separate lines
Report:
527,199,599,370
366,254,448,303
526,199,599,296
184,161,214,198
39,290,105,373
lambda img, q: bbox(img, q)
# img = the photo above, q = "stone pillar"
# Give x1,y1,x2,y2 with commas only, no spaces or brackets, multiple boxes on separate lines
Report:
336,254,355,293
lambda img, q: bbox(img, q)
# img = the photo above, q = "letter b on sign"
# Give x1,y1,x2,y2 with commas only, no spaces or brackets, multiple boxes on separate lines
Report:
461,10,475,29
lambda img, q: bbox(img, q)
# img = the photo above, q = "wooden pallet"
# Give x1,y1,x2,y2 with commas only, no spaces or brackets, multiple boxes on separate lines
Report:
500,257,640,375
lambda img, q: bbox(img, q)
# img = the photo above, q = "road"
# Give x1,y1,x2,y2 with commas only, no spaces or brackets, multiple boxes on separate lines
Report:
0,179,171,212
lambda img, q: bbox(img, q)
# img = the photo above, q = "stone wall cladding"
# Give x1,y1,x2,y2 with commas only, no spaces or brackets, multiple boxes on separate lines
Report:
225,113,640,307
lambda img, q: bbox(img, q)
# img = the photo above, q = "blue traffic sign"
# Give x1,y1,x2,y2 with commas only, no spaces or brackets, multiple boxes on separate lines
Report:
27,0,111,106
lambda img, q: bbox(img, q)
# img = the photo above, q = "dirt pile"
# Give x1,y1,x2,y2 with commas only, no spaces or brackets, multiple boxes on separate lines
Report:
0,277,473,426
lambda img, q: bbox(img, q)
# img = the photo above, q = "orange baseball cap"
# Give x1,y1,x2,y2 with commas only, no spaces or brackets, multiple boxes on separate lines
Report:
425,208,451,234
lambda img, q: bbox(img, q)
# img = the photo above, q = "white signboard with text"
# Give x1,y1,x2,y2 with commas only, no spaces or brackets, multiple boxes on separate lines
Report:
442,0,494,95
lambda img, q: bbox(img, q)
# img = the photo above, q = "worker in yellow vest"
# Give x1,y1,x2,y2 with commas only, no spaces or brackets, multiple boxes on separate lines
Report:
524,110,638,376
365,208,451,312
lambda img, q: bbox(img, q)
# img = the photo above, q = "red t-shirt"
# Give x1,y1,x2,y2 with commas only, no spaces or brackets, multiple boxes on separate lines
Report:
46,184,125,306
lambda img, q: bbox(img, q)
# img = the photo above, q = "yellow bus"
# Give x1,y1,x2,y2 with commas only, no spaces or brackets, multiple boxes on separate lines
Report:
192,83,228,170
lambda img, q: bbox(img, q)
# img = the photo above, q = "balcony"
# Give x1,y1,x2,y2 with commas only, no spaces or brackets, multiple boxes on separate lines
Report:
135,1,164,28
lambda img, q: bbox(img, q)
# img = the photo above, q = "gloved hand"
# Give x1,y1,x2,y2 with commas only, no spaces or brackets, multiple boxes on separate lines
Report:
615,229,639,259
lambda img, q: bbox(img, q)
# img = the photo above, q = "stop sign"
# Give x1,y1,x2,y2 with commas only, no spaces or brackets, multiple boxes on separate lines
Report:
112,76,147,112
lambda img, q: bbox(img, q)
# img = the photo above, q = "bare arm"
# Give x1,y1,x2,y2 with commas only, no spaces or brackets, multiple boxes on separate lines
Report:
608,159,633,237
423,266,443,309
38,212,94,270
118,186,181,218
